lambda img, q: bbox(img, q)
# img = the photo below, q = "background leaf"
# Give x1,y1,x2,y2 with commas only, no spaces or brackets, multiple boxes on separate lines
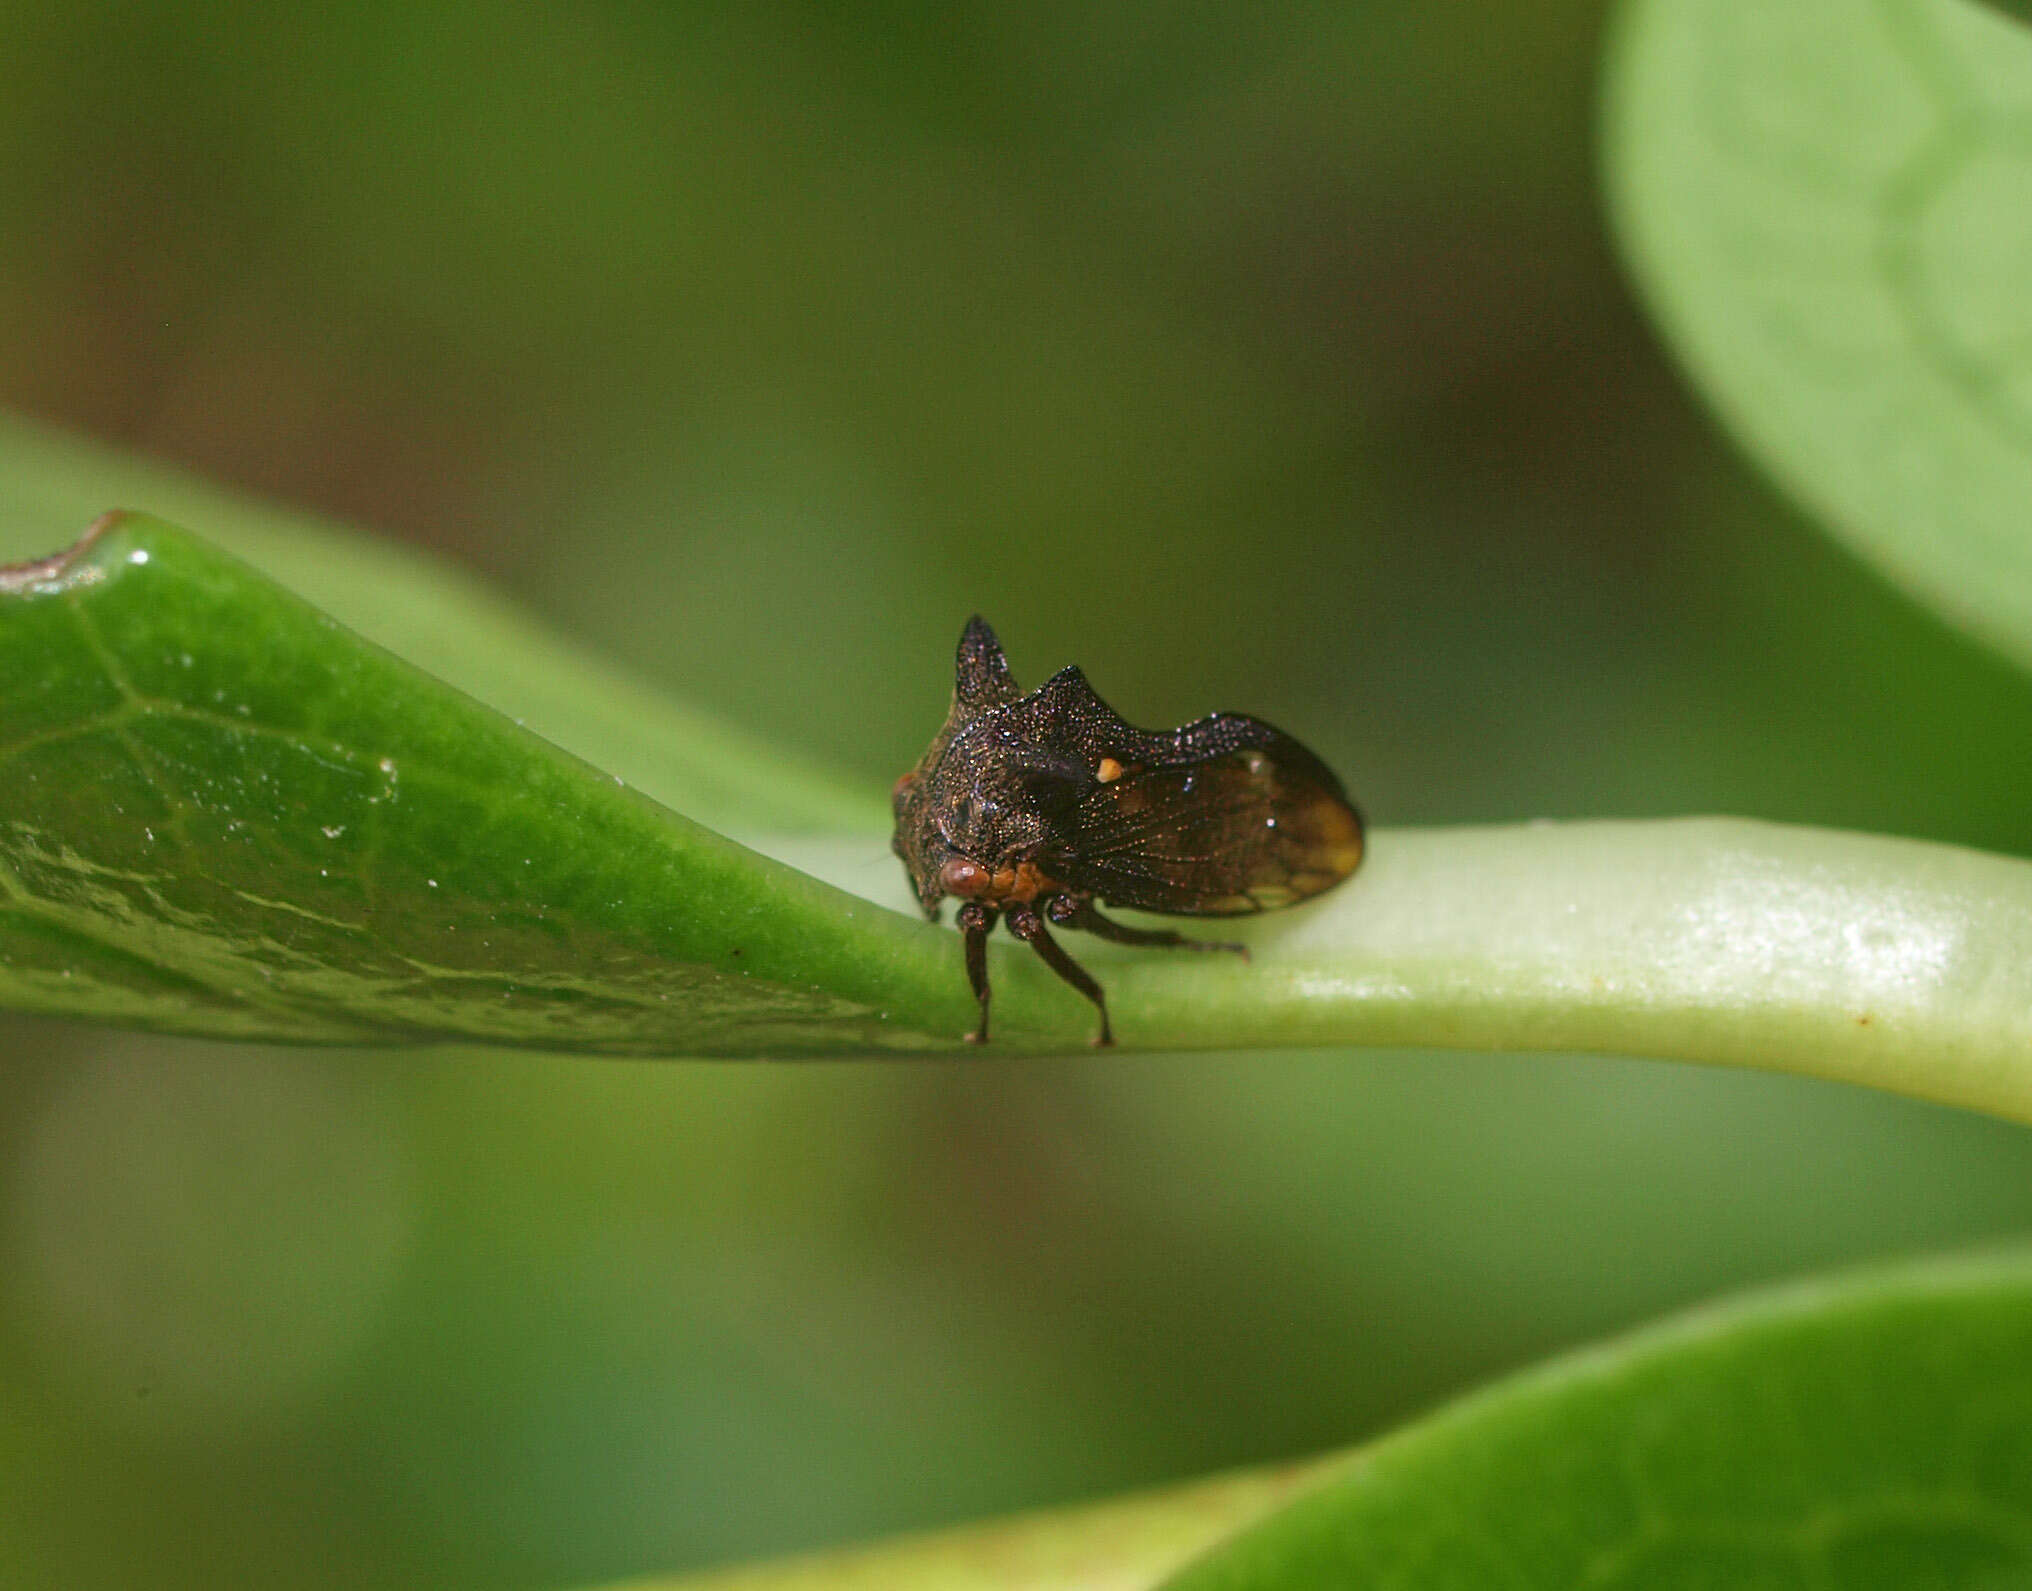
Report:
1161,1250,2032,1590
598,1252,2032,1591
608,1461,1333,1591
1607,0,2032,673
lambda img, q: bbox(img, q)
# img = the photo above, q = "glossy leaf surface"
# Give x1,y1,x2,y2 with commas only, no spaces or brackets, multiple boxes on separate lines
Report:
1,513,962,1054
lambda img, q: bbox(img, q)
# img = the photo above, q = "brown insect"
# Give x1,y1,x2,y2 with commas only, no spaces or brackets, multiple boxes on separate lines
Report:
892,617,1364,1046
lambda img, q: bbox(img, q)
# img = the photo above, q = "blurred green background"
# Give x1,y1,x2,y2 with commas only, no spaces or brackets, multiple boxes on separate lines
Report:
5,2,2032,1587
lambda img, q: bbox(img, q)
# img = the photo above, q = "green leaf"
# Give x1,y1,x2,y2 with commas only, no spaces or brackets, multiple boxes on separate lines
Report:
612,1461,1338,1591
0,511,969,1053
0,417,880,837
1606,0,2032,673
10,500,2032,1100
609,1252,2032,1591
1161,1250,2032,1590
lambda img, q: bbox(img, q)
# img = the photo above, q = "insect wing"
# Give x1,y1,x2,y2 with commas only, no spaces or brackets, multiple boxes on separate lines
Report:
1053,729,1363,916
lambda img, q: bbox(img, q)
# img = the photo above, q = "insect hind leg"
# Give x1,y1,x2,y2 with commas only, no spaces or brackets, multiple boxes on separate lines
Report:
1007,903,1113,1047
1052,897,1249,962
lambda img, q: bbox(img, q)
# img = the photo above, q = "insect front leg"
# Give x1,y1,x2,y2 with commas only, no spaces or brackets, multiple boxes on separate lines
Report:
1007,900,1113,1047
1050,895,1249,962
956,901,998,1044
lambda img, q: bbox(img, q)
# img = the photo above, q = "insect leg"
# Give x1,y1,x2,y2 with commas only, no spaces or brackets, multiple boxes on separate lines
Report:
1052,896,1249,962
1006,903,1113,1047
956,901,997,1044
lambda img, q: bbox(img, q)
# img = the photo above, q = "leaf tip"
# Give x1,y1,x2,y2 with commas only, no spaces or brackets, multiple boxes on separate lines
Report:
0,510,138,594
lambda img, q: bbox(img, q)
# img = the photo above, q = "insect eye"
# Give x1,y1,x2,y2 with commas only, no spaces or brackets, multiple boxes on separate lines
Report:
941,858,989,896
1096,757,1124,783
892,772,918,814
